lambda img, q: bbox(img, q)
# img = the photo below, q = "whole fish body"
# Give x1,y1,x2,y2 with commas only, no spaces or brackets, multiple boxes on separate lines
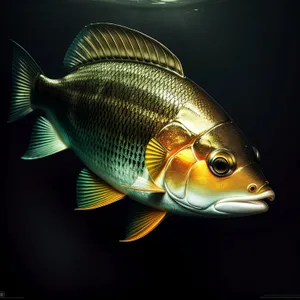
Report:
9,23,275,242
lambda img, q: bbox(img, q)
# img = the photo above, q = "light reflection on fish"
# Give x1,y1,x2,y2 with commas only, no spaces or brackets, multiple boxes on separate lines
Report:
74,0,206,7
9,23,275,242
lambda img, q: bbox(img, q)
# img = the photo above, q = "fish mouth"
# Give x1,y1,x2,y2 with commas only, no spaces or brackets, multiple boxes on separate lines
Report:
214,189,275,215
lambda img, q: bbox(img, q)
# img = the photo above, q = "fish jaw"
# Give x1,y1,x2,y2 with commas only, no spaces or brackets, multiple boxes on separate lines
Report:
213,189,275,216
164,188,275,218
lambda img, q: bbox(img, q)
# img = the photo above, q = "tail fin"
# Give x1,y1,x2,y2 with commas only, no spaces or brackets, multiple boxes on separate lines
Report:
8,40,43,123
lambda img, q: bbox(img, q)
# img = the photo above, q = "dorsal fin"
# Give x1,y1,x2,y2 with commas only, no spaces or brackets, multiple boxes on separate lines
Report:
63,23,184,76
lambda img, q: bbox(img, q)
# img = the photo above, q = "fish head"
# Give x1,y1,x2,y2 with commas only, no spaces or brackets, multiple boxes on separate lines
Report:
165,122,275,216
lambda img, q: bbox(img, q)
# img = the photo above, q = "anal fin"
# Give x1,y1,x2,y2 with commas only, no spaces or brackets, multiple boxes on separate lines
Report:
120,204,167,242
22,116,68,160
76,168,125,210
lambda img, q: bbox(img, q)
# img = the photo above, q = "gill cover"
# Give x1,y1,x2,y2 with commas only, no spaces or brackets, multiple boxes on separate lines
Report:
146,120,270,212
145,122,195,186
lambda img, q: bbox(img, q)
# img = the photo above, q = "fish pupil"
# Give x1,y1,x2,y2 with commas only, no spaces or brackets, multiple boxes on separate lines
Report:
213,157,229,174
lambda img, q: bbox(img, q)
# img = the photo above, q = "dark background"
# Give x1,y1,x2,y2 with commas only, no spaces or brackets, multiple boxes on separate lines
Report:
2,0,299,299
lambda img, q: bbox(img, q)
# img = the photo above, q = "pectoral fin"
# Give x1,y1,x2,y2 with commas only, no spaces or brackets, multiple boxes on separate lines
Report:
121,176,165,193
120,204,167,242
145,138,169,182
76,168,125,210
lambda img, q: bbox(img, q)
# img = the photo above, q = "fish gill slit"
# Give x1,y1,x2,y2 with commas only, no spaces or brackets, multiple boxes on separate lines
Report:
184,160,198,201
199,120,233,138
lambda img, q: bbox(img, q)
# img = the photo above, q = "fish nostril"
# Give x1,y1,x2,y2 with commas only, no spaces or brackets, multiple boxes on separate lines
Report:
247,183,257,193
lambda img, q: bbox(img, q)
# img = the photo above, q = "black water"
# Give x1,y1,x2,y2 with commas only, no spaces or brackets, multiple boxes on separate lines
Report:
2,0,299,299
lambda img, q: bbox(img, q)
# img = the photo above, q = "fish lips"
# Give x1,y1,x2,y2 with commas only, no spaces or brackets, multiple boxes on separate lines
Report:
214,189,275,215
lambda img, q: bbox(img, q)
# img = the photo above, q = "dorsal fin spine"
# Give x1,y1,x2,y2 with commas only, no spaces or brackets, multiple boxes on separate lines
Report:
96,27,112,57
104,26,121,57
117,29,132,59
89,29,105,58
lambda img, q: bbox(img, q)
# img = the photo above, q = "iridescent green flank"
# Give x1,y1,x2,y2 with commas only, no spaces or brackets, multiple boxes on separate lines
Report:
35,61,198,186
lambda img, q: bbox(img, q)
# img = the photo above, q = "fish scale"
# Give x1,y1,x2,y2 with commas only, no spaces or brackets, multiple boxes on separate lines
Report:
37,61,192,186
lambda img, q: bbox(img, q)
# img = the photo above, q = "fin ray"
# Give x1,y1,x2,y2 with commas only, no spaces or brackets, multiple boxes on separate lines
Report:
22,116,68,160
9,41,43,123
76,168,125,210
145,138,169,181
120,204,167,242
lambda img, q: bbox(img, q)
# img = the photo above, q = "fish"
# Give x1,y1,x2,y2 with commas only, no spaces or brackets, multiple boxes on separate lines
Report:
9,23,275,242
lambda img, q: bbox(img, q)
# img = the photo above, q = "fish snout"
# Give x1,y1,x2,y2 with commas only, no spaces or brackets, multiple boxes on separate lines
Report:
248,181,275,201
214,181,275,215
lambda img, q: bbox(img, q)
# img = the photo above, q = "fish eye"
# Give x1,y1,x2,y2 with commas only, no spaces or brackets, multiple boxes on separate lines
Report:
208,149,236,177
253,146,260,162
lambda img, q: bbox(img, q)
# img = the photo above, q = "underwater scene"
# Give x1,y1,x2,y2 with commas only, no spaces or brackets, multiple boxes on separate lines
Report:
2,0,299,299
